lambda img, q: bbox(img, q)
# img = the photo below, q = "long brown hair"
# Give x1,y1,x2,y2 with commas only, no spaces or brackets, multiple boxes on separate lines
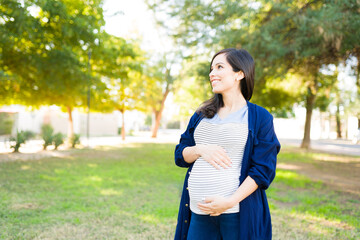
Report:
196,48,255,118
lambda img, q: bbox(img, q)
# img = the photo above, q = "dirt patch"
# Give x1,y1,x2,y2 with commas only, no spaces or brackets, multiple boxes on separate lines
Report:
277,158,360,197
0,151,72,163
11,203,41,210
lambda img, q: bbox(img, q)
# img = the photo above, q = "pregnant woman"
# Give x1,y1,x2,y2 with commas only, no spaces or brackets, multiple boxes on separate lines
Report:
174,48,281,240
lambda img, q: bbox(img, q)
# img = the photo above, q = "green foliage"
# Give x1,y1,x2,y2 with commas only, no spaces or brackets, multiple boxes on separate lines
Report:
52,133,64,150
9,130,35,152
0,0,105,107
144,115,152,127
70,133,80,148
90,32,144,113
149,0,360,147
314,70,338,111
139,53,176,113
0,0,144,115
173,60,213,118
149,0,360,112
0,112,14,135
166,120,180,129
41,124,54,150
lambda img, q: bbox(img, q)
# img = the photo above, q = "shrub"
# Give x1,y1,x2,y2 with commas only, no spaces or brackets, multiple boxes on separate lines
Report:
41,124,54,150
70,134,80,148
23,130,35,140
0,112,14,135
9,130,34,153
53,133,64,150
166,120,180,129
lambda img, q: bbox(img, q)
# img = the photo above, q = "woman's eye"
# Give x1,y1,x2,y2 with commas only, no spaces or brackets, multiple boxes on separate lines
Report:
218,65,223,69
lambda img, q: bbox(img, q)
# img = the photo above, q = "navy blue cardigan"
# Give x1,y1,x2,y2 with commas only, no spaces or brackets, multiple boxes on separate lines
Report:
174,102,281,240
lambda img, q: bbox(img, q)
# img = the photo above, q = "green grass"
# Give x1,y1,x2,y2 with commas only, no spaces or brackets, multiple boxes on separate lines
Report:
0,144,359,239
0,144,185,239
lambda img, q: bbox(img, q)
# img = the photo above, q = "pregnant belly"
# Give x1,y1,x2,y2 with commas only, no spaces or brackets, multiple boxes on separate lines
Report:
188,158,240,201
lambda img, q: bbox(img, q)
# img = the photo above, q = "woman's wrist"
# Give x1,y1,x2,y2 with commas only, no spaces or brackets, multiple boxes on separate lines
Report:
228,195,240,208
195,144,204,158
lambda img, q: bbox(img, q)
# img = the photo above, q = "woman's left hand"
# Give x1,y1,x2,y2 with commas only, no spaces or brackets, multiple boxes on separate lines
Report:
197,196,235,216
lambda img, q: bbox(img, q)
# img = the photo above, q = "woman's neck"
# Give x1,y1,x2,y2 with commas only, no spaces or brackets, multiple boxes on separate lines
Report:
221,91,247,112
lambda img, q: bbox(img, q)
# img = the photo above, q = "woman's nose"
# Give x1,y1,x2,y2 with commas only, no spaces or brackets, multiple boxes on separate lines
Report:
209,69,214,77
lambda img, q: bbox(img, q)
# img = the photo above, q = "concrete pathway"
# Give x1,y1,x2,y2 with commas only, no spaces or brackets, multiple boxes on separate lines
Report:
1,131,359,157
280,138,360,157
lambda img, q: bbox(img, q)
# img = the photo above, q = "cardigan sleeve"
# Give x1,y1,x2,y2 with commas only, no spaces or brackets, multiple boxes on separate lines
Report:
174,112,199,168
248,113,280,190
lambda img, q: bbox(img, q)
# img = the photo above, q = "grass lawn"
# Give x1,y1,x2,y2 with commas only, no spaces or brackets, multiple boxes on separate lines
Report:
0,143,359,239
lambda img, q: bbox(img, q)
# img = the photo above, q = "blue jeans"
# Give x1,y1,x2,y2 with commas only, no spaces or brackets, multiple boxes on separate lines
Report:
187,212,240,240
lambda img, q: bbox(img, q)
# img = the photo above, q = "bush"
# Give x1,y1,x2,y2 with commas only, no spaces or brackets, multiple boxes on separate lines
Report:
166,120,180,129
70,134,80,148
41,124,54,150
23,130,35,140
9,130,34,153
53,133,64,150
0,112,15,135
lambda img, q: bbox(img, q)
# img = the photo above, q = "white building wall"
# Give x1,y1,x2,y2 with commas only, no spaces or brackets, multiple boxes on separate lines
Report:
2,105,119,137
79,112,118,136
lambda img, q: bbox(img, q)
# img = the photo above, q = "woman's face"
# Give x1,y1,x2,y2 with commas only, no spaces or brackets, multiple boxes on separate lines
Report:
209,53,243,95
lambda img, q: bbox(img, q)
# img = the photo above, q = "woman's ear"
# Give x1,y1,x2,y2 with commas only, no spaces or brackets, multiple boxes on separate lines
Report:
236,71,245,81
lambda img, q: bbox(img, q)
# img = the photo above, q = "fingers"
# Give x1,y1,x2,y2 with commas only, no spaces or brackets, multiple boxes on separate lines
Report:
201,145,232,169
198,202,220,216
209,147,232,169
209,160,221,170
210,213,221,216
215,148,232,166
198,202,212,211
210,159,225,170
198,198,216,214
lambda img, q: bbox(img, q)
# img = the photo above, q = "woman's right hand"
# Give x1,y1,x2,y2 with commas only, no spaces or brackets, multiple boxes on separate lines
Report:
197,144,232,169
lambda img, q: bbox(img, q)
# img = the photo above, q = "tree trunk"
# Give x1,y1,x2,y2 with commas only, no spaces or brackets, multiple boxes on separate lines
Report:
151,110,161,138
151,87,170,138
356,55,360,129
121,110,125,141
301,88,316,149
67,106,74,140
336,102,342,138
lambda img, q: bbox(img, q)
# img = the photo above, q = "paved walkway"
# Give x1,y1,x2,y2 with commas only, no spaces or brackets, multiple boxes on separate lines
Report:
0,130,182,154
280,138,360,157
1,131,359,156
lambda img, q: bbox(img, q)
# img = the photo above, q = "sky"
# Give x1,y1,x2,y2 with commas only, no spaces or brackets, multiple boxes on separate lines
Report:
102,0,172,53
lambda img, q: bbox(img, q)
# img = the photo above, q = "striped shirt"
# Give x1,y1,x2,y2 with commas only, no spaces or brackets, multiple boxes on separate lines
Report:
188,106,249,215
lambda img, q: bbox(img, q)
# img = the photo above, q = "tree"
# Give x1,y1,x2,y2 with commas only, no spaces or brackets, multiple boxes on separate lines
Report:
141,55,176,138
90,32,144,140
148,0,360,148
0,0,103,139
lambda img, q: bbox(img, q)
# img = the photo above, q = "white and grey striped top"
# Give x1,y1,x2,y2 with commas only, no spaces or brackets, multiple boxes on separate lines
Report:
188,106,249,215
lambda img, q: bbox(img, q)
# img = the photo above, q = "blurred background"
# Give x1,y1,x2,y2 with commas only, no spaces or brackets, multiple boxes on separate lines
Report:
1,0,359,152
0,0,360,152
0,1,360,239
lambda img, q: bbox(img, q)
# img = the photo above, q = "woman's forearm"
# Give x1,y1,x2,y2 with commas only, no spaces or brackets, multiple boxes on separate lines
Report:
182,145,202,164
229,176,258,206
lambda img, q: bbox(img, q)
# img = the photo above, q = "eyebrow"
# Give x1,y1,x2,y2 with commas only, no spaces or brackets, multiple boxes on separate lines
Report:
211,62,225,69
